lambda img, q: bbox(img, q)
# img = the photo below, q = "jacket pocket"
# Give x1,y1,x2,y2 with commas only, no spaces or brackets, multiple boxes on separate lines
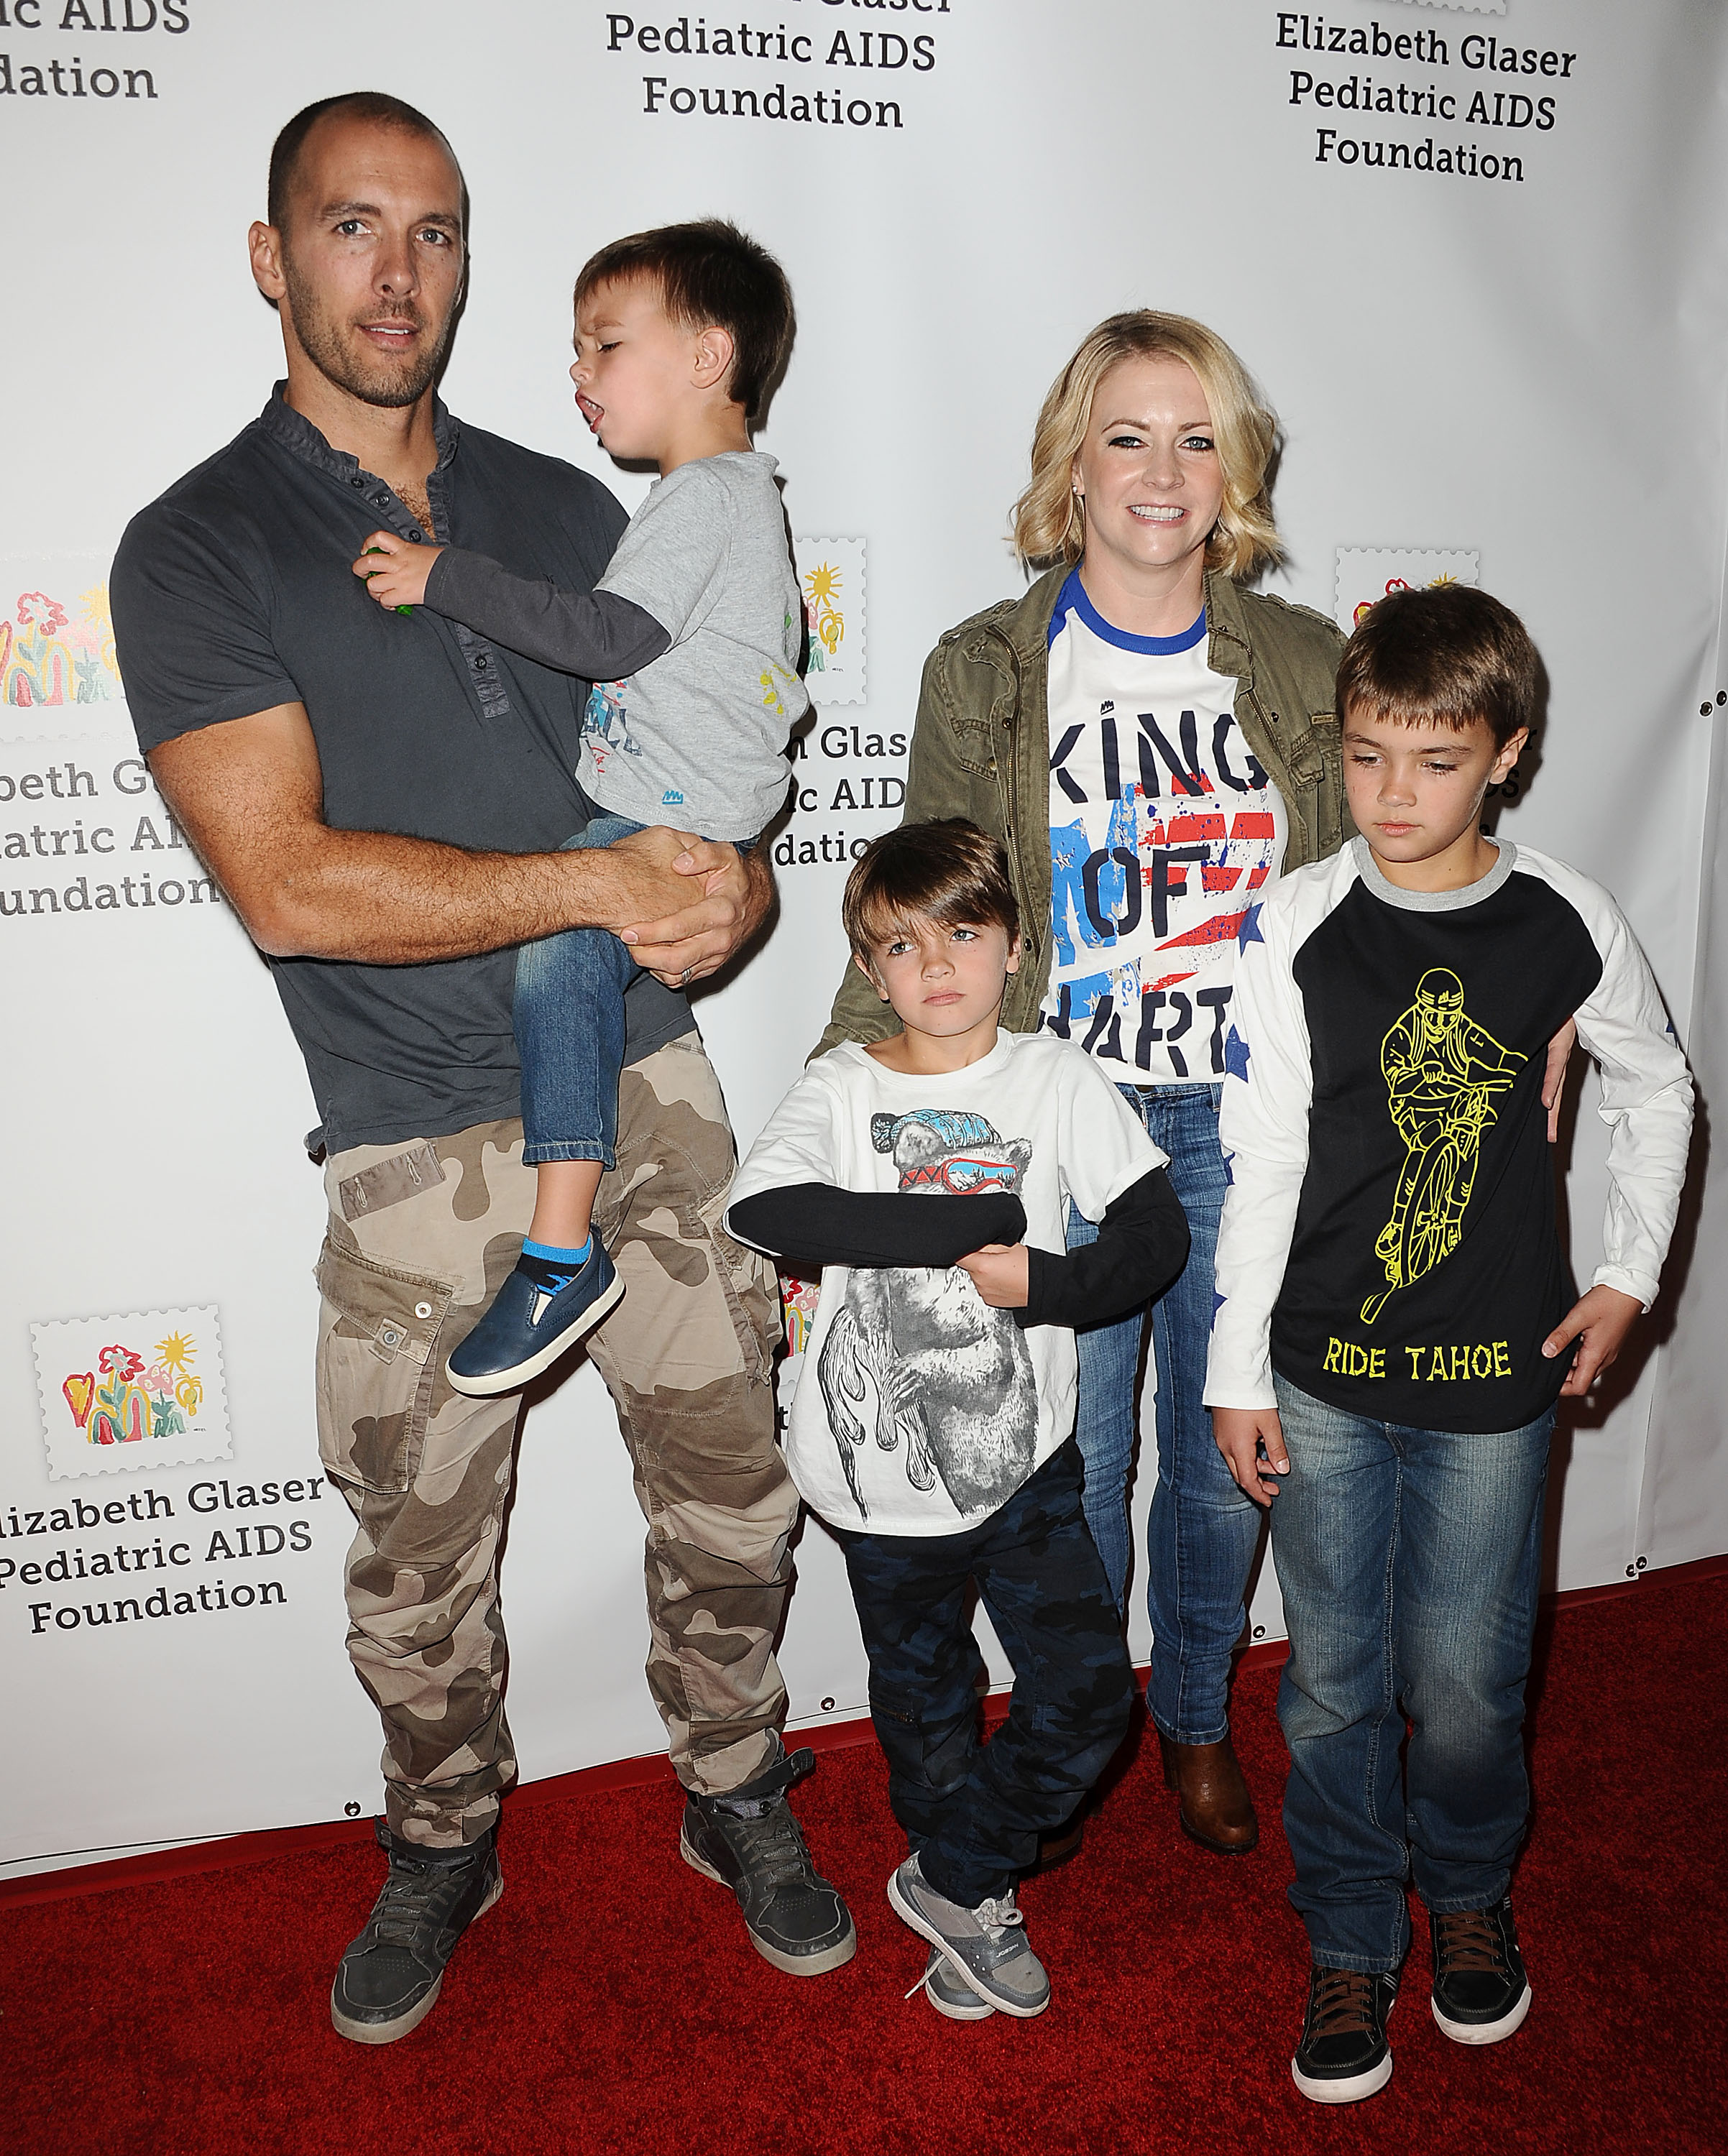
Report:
1283,714,1347,858
313,1236,456,1494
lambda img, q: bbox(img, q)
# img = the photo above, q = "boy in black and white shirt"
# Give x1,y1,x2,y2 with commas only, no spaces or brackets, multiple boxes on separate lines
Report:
729,821,1189,2021
1205,588,1693,2105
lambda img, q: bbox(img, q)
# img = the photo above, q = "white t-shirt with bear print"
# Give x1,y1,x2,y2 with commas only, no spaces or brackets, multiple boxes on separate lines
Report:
729,1031,1162,1536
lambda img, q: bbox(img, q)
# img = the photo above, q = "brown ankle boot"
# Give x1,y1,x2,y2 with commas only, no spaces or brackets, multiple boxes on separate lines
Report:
1158,1730,1259,1855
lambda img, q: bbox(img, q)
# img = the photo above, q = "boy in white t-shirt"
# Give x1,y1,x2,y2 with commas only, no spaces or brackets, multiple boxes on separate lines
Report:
727,820,1190,2021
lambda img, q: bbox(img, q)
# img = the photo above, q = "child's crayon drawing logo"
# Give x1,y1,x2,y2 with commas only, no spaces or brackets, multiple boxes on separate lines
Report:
1352,572,1462,629
793,538,866,708
62,1332,204,1449
1,586,121,708
1335,550,1480,635
803,563,846,671
780,1272,820,1360
32,1306,232,1481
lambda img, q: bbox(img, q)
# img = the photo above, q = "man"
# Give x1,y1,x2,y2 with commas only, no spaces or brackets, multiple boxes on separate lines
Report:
110,91,853,2047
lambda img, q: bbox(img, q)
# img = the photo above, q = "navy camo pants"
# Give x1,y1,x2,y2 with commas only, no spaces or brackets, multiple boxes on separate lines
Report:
835,1442,1135,1907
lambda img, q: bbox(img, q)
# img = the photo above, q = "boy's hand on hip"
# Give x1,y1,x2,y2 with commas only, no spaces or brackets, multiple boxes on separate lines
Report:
353,530,441,609
1212,1406,1289,1508
956,1243,1029,1307
1542,1283,1642,1397
1542,1017,1577,1143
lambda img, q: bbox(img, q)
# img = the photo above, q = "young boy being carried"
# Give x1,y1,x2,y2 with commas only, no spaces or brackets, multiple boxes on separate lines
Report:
356,219,806,1393
1205,586,1693,2105
727,820,1190,2019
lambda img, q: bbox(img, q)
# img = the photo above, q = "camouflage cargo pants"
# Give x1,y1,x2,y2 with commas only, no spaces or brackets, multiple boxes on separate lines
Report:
313,1032,794,1848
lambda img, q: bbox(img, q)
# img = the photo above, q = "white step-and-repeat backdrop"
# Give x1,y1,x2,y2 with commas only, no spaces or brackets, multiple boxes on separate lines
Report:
6,0,1728,1879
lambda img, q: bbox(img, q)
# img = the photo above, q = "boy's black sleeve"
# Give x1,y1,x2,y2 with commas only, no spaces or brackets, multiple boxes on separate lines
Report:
726,1184,1027,1271
423,549,673,678
1016,1168,1189,1331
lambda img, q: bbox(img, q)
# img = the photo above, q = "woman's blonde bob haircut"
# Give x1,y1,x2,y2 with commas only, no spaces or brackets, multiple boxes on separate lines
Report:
1012,311,1284,582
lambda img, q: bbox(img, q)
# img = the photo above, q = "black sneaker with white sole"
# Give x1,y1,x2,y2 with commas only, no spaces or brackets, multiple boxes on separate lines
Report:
1430,1897,1531,2045
330,1821,502,2045
1292,1965,1399,2104
680,1737,857,1978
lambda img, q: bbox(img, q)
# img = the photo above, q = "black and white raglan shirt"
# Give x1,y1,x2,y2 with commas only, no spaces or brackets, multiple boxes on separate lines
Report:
1203,839,1693,1433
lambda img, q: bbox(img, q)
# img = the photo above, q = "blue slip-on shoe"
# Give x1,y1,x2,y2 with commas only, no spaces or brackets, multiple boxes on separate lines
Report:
446,1244,623,1396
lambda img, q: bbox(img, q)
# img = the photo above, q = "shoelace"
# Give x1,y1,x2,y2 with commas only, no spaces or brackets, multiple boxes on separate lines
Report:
973,1895,1026,1941
725,1802,817,1892
1308,1967,1383,2040
369,1853,474,1947
899,1884,1027,2002
1433,1908,1507,1978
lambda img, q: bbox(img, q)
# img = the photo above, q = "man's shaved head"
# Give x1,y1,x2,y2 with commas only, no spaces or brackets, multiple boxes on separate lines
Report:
267,91,464,236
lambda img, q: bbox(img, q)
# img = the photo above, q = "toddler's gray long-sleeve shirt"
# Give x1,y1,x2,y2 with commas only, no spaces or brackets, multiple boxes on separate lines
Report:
425,448,806,841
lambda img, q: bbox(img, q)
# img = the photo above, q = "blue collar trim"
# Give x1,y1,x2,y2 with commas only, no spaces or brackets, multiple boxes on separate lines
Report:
1048,566,1208,655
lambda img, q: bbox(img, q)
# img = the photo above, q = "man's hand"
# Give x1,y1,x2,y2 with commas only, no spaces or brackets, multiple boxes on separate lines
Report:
1543,1018,1577,1144
1212,1406,1290,1508
955,1243,1030,1308
1541,1283,1642,1398
623,840,773,987
354,530,441,611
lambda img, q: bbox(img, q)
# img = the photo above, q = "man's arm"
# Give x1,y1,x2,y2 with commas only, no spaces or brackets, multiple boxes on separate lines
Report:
149,700,760,969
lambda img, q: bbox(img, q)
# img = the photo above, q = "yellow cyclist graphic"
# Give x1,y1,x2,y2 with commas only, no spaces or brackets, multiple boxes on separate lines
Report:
1361,967,1525,1325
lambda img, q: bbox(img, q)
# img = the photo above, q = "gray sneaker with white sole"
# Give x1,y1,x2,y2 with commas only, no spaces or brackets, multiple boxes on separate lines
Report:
913,1946,996,2022
887,1853,1051,2018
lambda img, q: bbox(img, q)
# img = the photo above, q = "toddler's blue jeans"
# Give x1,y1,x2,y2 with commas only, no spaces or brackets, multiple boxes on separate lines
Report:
1269,1374,1553,1972
514,814,648,1171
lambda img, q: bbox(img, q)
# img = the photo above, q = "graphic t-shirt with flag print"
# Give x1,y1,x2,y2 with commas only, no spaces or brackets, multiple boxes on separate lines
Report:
1039,568,1288,1084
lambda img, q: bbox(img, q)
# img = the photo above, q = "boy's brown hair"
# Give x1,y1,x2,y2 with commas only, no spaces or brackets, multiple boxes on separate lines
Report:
574,218,795,426
842,820,1021,965
1338,584,1541,750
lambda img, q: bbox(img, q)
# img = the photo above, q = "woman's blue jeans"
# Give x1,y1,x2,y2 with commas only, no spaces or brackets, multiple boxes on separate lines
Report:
1269,1375,1553,1972
513,816,645,1170
1068,1081,1258,1744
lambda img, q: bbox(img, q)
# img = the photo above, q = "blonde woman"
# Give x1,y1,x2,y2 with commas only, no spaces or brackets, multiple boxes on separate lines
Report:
817,312,1351,1857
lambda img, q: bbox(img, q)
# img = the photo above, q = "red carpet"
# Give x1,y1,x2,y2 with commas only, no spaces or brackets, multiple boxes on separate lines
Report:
7,1572,1724,2155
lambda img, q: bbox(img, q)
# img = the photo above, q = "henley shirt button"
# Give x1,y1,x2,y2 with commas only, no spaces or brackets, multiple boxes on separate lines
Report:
414,1301,433,1319
474,655,489,669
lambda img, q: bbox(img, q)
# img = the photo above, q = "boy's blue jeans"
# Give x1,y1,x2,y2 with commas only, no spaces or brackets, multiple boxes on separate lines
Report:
1068,1082,1258,1745
833,1442,1135,1907
513,815,648,1171
1269,1374,1553,1973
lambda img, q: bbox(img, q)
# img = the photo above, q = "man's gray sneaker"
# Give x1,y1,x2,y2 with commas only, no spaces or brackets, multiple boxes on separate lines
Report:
911,1946,996,2022
680,1736,857,1978
886,1852,1051,2018
330,1821,502,2045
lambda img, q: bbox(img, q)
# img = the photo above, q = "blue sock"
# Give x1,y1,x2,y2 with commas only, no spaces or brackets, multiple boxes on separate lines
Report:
520,1235,592,1289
